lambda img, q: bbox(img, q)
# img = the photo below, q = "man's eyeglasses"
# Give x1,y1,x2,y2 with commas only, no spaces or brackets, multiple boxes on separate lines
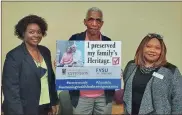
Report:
147,33,163,40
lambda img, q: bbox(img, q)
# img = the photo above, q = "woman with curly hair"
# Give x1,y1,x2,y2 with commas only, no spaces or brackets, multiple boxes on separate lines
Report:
2,14,59,115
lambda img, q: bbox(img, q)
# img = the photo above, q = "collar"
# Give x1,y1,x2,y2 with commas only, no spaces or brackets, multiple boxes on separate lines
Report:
85,30,102,41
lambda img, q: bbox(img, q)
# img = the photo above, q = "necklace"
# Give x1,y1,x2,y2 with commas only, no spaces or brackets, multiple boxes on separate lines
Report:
35,51,42,67
139,66,157,74
28,49,42,67
35,60,41,67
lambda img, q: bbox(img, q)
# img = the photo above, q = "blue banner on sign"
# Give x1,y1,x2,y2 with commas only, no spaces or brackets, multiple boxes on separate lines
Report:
56,79,121,90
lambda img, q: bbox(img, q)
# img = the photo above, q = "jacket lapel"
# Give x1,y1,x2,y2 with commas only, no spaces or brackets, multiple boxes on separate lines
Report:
21,42,41,78
139,77,154,114
123,63,137,114
123,63,155,114
139,67,166,114
75,31,86,40
79,31,86,40
38,46,50,79
101,35,107,41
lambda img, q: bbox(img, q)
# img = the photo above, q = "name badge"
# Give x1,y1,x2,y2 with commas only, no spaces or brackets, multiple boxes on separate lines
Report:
152,72,164,79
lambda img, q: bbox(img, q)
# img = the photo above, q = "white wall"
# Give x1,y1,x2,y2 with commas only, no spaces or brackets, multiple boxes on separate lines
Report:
2,2,182,71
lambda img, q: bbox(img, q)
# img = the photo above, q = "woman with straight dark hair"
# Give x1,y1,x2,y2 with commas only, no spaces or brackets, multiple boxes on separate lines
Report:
123,33,182,114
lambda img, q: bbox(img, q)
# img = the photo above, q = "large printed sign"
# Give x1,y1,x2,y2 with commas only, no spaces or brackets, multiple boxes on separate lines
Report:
56,40,121,90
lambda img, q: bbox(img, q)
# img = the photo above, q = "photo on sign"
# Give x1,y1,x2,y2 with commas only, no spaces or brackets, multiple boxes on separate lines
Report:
56,41,85,67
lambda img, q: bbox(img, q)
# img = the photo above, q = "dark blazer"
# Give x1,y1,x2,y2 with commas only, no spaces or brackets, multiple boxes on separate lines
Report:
68,31,115,108
2,42,58,115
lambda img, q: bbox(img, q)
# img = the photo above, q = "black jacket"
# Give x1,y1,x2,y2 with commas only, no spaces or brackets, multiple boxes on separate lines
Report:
2,42,58,115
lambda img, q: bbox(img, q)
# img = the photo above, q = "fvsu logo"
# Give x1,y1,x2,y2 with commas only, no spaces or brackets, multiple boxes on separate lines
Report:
96,68,108,73
96,68,111,75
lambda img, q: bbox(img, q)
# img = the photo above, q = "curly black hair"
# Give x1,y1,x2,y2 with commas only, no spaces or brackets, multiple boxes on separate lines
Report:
14,14,48,40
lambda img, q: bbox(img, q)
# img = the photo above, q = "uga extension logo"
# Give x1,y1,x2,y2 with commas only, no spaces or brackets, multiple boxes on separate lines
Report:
62,69,66,75
112,57,120,65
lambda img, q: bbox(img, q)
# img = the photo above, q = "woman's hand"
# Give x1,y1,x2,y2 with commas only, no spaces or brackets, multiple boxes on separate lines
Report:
49,104,59,115
53,60,57,69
